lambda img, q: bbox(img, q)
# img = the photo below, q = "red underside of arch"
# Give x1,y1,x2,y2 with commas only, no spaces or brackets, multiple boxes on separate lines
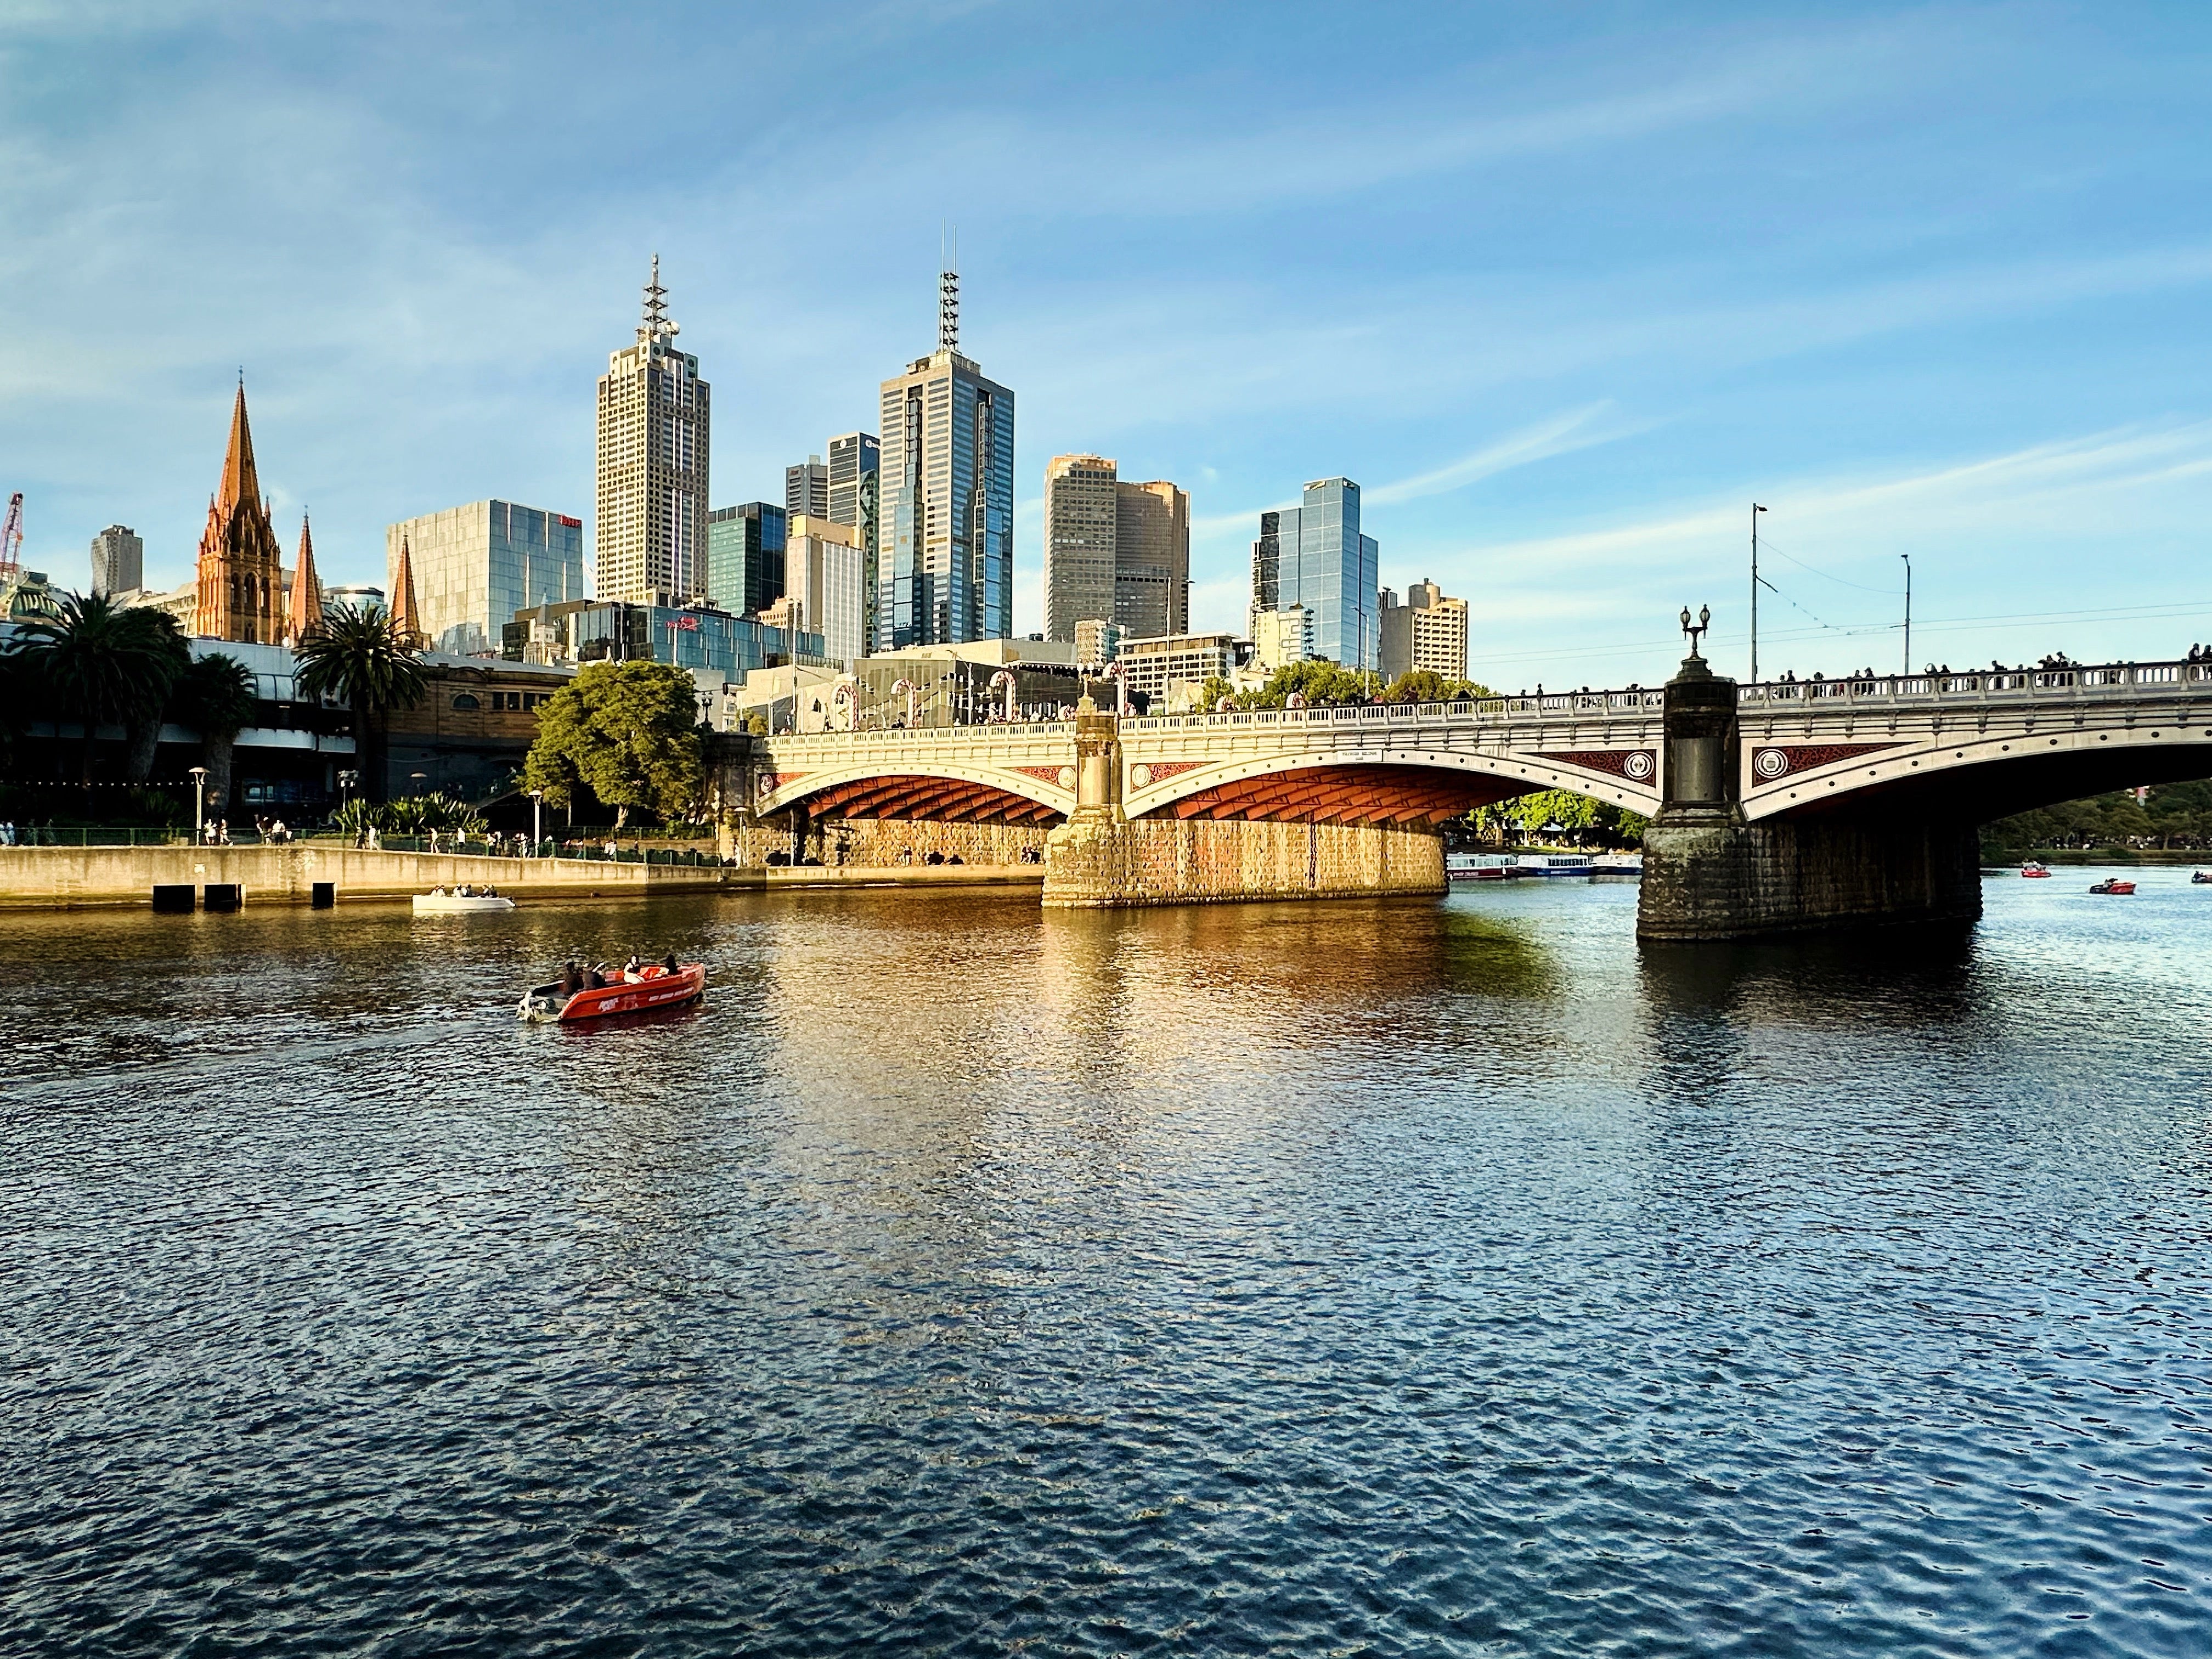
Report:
798,775,1065,826
1158,764,1526,826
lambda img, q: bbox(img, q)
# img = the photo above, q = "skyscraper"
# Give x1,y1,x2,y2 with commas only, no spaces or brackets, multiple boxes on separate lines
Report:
786,455,828,520
827,432,879,650
90,526,143,596
596,257,710,603
706,501,786,616
1114,477,1189,639
1249,478,1378,672
385,500,587,655
193,381,286,644
1043,454,1118,642
877,260,1014,647
1043,457,1190,643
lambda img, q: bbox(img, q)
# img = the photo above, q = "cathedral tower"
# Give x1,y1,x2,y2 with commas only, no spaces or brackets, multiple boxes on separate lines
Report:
193,381,286,643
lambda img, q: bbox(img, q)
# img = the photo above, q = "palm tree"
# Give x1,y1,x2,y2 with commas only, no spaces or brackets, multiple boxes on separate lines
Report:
171,653,259,817
10,593,189,782
292,604,426,803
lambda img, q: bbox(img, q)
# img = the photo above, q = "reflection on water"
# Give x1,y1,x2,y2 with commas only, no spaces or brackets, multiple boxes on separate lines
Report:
3,873,2209,1656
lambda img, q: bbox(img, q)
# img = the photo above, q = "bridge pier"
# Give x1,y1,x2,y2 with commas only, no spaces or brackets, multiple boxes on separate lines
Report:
1041,697,1446,907
1636,646,1983,940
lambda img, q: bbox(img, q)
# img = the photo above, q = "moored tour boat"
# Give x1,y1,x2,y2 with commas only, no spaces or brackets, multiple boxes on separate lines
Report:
519,962,706,1023
2088,878,2136,895
2020,860,2052,878
414,889,515,912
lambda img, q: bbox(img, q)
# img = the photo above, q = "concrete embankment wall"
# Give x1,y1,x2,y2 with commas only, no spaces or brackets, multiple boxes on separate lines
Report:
1043,818,1446,908
0,844,1045,910
0,845,740,910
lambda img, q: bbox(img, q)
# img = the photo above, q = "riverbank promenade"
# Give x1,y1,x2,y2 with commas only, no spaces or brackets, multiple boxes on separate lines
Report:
0,844,1043,909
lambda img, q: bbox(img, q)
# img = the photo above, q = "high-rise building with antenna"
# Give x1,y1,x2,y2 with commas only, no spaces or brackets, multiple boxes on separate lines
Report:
877,246,1014,646
596,256,711,603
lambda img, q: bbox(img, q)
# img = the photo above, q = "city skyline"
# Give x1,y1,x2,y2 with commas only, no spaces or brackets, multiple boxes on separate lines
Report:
5,5,2212,686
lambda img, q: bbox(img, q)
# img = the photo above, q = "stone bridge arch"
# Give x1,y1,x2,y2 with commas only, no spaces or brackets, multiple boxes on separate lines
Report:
1124,746,1663,824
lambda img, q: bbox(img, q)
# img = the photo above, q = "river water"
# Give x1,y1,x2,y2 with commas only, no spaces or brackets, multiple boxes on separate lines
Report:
3,871,2208,1656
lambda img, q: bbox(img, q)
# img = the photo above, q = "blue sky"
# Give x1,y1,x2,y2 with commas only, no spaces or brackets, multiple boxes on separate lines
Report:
3,1,2210,687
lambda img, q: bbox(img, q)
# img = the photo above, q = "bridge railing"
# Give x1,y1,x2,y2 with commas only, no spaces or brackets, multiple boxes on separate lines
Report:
1739,659,2212,708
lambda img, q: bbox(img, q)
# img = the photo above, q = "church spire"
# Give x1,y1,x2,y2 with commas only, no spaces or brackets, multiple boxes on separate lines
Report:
217,377,263,515
390,534,424,650
287,511,324,645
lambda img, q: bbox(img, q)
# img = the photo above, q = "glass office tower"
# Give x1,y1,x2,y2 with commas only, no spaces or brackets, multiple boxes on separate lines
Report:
877,265,1013,648
384,500,586,656
706,502,787,617
1247,477,1378,672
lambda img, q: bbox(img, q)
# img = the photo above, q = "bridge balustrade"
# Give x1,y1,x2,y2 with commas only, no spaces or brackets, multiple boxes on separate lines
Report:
1738,658,2212,710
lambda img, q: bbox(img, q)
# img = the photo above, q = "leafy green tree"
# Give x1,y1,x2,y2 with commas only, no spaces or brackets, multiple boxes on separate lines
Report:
293,604,427,803
1214,660,1372,710
1376,669,1495,703
170,653,258,814
10,592,189,782
521,659,703,828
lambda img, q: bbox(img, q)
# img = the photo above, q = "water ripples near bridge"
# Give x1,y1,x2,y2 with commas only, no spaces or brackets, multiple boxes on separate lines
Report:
3,873,2208,1655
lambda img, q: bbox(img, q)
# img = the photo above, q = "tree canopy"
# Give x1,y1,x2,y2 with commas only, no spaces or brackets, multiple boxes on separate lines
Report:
8,592,189,780
294,604,426,802
1470,789,1649,847
1377,669,1494,704
521,659,704,827
1193,662,1496,713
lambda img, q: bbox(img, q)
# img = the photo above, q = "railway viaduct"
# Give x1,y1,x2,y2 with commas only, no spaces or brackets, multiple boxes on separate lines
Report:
731,640,2212,940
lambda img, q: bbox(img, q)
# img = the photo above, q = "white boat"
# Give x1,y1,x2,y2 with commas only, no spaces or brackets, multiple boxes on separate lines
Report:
412,890,516,913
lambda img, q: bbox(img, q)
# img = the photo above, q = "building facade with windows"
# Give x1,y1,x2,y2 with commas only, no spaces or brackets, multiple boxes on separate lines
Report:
1379,579,1471,682
505,597,819,681
1116,632,1245,708
786,455,828,520
596,257,710,603
1249,478,1378,672
780,514,866,667
91,526,143,596
1074,617,1125,666
383,500,586,657
1043,455,1190,643
706,501,787,617
827,432,880,652
877,267,1014,648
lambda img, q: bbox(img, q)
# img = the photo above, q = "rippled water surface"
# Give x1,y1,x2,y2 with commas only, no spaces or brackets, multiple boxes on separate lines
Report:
4,871,2210,1656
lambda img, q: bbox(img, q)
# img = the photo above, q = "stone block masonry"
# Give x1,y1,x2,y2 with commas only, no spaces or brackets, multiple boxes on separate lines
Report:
1639,817,1982,940
1042,817,1444,908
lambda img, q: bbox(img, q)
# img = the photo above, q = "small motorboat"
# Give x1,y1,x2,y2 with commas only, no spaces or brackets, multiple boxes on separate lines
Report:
414,888,515,913
519,962,706,1023
2193,871,2212,885
2087,878,2136,895
2020,860,2052,878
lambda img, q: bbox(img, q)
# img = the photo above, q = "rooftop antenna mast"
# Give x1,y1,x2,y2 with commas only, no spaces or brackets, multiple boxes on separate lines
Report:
939,225,960,353
641,253,674,341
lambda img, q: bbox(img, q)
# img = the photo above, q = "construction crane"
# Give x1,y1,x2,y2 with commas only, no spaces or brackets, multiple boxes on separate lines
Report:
0,492,21,582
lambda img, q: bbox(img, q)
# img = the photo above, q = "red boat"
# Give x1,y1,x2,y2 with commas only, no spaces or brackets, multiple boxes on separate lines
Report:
2020,860,2052,878
519,962,706,1022
2087,879,2136,895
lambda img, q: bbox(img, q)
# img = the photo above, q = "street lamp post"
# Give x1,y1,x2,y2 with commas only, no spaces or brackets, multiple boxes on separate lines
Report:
529,787,544,855
1901,553,1912,676
189,766,207,843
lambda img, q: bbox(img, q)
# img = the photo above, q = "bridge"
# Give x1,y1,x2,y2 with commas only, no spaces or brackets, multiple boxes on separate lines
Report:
731,647,2212,939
